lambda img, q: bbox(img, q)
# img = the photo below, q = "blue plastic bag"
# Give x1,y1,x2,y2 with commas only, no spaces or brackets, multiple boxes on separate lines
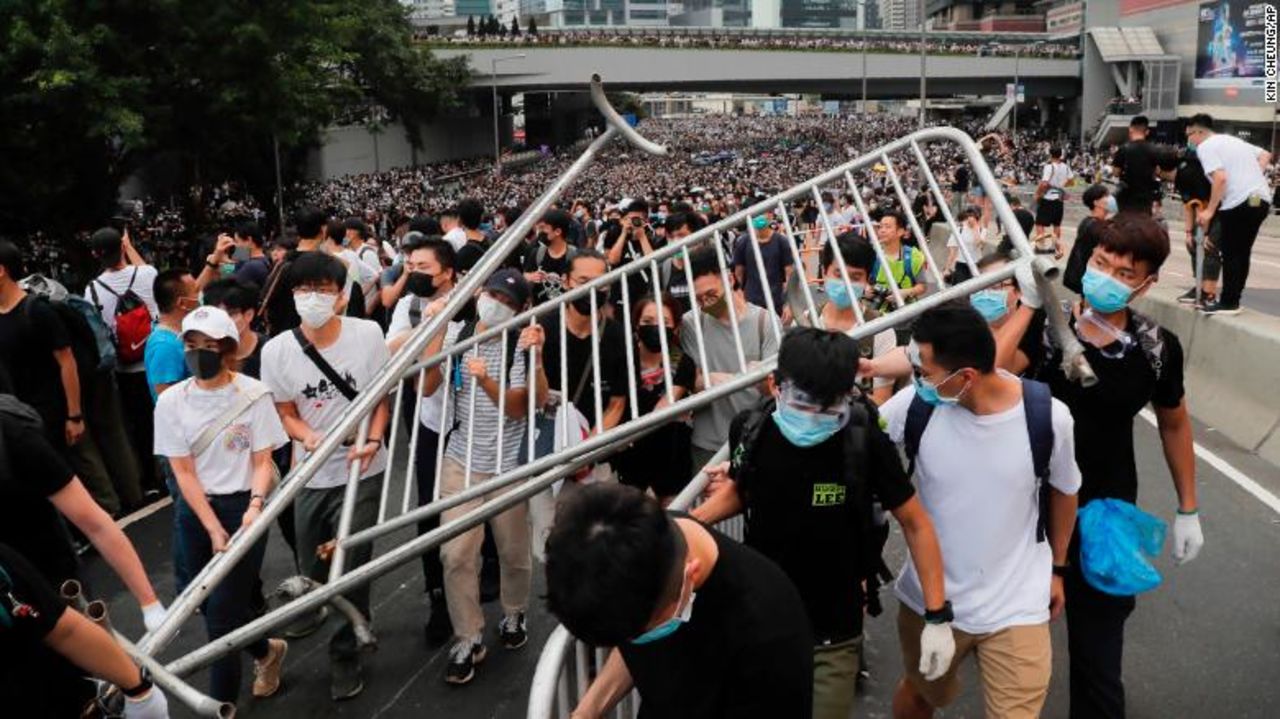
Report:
1078,499,1167,596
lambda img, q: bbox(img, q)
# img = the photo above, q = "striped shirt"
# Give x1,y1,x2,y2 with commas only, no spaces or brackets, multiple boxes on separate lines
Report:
442,322,528,475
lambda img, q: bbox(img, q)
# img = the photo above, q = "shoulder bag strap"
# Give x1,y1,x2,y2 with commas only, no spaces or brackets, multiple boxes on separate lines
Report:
190,382,270,457
292,328,358,402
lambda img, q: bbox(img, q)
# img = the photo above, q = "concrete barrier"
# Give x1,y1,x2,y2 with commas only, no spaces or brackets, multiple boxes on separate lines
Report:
1135,286,1280,466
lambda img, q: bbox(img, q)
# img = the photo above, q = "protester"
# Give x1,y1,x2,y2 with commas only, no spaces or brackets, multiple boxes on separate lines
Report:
1111,116,1163,215
144,269,198,401
944,207,985,285
1063,184,1117,295
153,306,289,703
524,209,577,305
732,211,791,313
546,483,815,717
1032,146,1073,256
1186,113,1273,315
202,278,267,379
816,232,897,404
1157,150,1220,306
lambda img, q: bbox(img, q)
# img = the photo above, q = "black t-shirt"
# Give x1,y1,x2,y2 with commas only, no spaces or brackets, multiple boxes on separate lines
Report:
1063,216,1104,295
952,166,971,192
1037,313,1185,504
632,353,696,417
0,297,71,434
235,256,272,288
455,238,489,275
0,409,78,585
522,244,573,306
1113,140,1162,210
0,541,73,712
1174,153,1212,205
729,415,914,642
618,524,813,719
537,312,628,429
1016,308,1047,375
240,332,267,379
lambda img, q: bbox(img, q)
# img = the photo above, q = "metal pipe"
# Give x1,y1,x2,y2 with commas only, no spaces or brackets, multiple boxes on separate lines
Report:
86,599,114,633
529,626,575,718
881,152,949,288
114,630,236,719
329,416,372,581
275,576,377,651
59,579,87,611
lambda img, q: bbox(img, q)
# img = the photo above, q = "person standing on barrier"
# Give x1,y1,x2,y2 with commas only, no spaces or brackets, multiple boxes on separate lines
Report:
386,237,460,646
680,246,779,472
882,303,1081,719
1015,215,1201,719
1185,113,1273,316
419,268,546,686
693,327,952,719
1110,116,1163,216
0,542,171,718
154,306,289,703
260,251,390,701
1157,149,1220,307
546,483,815,718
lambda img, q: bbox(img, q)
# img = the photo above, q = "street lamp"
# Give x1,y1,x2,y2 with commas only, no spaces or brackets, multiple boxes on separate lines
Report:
491,53,526,173
918,0,927,129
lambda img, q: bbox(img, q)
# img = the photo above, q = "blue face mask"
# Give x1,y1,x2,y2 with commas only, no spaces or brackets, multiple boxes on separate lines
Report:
1104,195,1118,215
631,578,695,645
1081,266,1135,313
751,215,769,231
772,400,845,447
824,278,864,310
913,370,967,407
970,289,1009,323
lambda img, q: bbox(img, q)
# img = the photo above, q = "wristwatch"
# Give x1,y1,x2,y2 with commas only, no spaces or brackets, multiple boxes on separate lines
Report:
122,668,154,698
924,600,953,625
67,415,83,423
1052,564,1070,577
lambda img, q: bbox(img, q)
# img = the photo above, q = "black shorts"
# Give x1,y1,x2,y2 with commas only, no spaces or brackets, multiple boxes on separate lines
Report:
1035,198,1064,227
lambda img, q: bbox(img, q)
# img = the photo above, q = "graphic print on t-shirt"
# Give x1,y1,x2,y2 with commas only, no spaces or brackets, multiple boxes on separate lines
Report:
812,482,846,507
301,372,357,405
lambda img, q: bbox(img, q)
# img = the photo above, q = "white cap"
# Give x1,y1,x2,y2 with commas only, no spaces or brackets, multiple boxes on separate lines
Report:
181,306,240,347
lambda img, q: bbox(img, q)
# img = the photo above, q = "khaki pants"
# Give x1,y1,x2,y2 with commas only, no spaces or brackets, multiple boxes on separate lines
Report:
813,637,862,719
440,457,532,641
898,604,1051,719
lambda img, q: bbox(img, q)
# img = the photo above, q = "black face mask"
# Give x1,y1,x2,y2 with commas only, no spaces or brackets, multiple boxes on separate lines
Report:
405,272,438,298
571,288,609,316
637,325,666,352
535,232,550,246
184,348,223,381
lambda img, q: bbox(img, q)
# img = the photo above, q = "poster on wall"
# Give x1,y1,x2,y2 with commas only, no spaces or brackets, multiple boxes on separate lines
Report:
1194,0,1270,88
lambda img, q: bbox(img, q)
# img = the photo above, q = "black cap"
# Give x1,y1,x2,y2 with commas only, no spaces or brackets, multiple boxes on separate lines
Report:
483,268,530,308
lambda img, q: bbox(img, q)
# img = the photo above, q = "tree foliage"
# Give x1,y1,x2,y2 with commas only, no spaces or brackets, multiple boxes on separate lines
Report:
0,0,471,235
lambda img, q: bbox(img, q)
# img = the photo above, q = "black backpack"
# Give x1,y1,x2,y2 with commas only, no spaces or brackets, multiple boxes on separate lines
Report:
730,395,895,617
0,395,44,479
23,297,101,391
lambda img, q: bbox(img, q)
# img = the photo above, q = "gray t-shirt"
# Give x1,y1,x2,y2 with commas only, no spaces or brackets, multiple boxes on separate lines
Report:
679,303,780,451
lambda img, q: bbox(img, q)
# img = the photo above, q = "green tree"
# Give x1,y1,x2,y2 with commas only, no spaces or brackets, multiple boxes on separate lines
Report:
511,17,521,37
0,0,470,236
528,17,539,35
468,15,476,36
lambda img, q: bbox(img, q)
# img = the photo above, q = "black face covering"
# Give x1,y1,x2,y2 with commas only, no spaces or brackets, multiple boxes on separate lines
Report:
535,232,550,246
405,272,438,298
184,348,223,381
571,288,609,316
637,325,666,352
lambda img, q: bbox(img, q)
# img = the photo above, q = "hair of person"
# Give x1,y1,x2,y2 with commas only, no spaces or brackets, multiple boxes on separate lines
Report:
202,277,260,313
408,214,441,235
342,217,368,239
90,227,124,266
1187,113,1214,131
1082,184,1110,210
912,301,996,374
541,208,573,238
293,207,326,240
411,237,457,277
154,268,192,314
820,231,875,275
457,198,484,230
288,250,347,289
976,249,1014,272
568,246,607,275
1097,214,1171,275
1130,115,1150,130
325,219,345,244
544,483,683,646
775,327,859,408
1049,146,1063,159
0,240,24,281
624,198,650,216
501,205,525,227
881,209,909,232
687,245,722,280
1008,195,1024,208
236,220,264,247
630,292,680,331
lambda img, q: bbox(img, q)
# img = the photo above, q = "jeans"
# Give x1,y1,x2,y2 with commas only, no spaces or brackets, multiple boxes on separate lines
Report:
294,475,383,663
1216,200,1270,307
414,428,445,593
1065,532,1136,719
175,491,270,703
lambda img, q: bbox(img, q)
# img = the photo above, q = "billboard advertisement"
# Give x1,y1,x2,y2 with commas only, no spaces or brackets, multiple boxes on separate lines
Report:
1194,0,1272,88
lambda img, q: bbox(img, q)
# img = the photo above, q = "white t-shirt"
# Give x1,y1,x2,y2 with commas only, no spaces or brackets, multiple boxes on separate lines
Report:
387,294,462,433
260,317,390,489
880,381,1081,634
1196,134,1271,211
85,264,159,372
153,375,289,496
443,227,467,251
1041,162,1073,199
337,248,378,301
868,329,897,390
947,225,985,265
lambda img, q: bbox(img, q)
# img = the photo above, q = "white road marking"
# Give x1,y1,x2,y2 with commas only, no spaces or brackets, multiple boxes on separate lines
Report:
1139,409,1280,516
116,497,173,529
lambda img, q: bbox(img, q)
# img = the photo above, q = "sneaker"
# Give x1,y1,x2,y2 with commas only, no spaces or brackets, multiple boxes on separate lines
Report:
330,657,364,701
1177,288,1199,304
1200,300,1242,316
499,612,527,650
424,589,453,647
283,606,328,639
252,639,288,698
444,638,487,686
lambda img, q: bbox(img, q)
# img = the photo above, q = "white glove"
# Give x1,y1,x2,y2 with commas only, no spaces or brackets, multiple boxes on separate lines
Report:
1172,511,1204,565
141,601,168,634
918,621,956,682
123,687,170,719
1014,261,1042,310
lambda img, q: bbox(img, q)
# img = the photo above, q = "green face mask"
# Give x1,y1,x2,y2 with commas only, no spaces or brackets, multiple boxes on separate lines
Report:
751,216,769,231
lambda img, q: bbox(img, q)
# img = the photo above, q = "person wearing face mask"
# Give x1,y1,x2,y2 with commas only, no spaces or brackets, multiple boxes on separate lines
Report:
695,327,951,719
1016,216,1201,719
662,210,704,316
154,306,290,704
679,247,779,471
605,198,665,314
881,302,1081,719
731,211,791,314
261,207,365,338
547,483,815,719
144,269,199,402
818,232,897,405
611,294,696,506
1063,184,1117,295
202,278,266,379
971,251,1046,378
260,251,390,700
419,268,546,687
523,209,579,306
944,207,986,285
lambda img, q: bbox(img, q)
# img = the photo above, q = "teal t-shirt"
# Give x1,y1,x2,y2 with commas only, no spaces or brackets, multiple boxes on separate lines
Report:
144,326,189,402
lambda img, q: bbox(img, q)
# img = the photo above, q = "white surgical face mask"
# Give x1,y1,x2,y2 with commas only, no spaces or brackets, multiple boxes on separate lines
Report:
477,294,515,327
295,291,337,329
